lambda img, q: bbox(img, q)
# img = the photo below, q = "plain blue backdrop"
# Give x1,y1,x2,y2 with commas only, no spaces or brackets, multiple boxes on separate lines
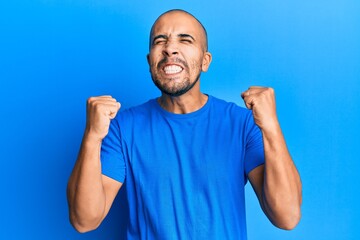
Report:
1,0,359,239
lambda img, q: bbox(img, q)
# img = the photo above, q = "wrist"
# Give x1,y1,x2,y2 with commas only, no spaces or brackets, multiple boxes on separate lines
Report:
83,129,103,146
260,120,282,139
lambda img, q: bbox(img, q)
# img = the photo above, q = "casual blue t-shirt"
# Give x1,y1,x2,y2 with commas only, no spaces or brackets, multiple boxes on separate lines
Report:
101,95,265,239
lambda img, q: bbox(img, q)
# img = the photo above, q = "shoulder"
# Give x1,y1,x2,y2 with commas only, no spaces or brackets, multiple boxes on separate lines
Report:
114,98,158,125
210,95,252,118
209,95,257,133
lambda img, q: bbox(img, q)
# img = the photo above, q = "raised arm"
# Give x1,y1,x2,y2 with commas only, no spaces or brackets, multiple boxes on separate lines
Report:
67,96,122,233
241,87,302,230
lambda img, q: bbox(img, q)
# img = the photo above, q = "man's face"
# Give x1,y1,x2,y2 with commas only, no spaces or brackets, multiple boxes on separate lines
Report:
147,11,211,97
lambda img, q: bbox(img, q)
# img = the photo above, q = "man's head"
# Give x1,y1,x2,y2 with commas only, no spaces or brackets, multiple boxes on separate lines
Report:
149,10,208,51
147,9,212,97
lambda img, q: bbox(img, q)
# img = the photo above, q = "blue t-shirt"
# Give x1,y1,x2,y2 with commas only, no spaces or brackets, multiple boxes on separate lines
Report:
101,95,265,239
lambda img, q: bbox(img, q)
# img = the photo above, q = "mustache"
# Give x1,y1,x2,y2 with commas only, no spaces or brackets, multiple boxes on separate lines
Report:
157,57,188,69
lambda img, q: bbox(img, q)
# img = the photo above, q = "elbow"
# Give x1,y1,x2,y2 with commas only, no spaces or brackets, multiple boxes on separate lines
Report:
265,187,302,230
70,218,101,233
69,212,102,233
274,206,301,230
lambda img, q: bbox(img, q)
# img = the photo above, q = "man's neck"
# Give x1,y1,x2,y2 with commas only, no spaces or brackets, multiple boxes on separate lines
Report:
157,91,208,114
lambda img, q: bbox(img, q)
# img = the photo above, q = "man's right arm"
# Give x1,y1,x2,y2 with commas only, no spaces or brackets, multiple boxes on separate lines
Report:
67,96,122,233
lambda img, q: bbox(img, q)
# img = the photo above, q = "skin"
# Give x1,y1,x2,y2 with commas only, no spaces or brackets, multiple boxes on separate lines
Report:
67,10,302,233
242,87,302,229
67,96,122,232
147,10,212,113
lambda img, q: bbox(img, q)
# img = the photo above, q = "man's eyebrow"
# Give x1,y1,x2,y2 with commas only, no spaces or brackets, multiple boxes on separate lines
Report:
178,34,195,40
152,33,195,44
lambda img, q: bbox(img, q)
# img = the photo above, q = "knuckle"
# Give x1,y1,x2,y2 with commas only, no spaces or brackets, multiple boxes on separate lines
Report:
87,96,101,106
87,97,94,104
93,102,102,111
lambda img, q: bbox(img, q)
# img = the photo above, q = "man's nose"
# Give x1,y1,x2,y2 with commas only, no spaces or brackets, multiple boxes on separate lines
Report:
162,41,178,57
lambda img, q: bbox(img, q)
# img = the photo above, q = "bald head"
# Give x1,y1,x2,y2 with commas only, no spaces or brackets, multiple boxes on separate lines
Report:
149,9,208,51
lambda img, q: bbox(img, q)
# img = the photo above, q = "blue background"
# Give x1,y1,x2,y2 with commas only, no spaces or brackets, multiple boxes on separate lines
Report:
1,0,359,239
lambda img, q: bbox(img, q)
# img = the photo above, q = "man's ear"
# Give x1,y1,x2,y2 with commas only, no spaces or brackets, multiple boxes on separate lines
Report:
201,52,212,72
147,54,150,65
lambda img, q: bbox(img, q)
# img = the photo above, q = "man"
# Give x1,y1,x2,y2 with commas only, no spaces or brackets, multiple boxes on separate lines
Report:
67,9,302,239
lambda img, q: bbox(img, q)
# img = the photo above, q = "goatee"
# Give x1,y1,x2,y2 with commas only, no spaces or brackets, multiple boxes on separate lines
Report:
152,73,201,97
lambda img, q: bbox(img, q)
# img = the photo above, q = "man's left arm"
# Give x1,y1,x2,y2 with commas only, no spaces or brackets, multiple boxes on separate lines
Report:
241,86,302,230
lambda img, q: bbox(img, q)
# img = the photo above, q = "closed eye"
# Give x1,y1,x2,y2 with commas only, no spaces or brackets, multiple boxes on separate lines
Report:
154,39,166,45
153,34,168,45
180,39,192,43
178,34,195,44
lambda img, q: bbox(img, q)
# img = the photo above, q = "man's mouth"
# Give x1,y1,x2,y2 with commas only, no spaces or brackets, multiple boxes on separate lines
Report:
163,65,183,75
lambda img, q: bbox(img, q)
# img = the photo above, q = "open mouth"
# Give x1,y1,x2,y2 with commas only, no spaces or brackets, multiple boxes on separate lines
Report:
163,64,183,75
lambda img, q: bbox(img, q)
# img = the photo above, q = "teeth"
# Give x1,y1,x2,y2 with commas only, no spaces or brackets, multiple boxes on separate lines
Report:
164,65,182,74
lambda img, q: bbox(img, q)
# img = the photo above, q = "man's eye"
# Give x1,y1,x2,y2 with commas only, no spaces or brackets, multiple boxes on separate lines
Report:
155,40,166,45
181,39,192,43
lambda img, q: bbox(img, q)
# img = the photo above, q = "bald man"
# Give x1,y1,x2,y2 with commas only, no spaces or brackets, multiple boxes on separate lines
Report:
67,9,302,239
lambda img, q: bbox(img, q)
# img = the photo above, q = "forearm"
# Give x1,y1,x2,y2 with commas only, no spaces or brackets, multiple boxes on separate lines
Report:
261,123,302,229
67,132,106,232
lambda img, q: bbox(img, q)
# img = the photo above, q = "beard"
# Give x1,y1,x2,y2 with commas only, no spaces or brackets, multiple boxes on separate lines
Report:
152,73,201,97
150,57,202,97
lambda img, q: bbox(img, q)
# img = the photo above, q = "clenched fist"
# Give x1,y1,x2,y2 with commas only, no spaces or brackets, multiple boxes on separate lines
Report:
85,95,121,142
241,87,279,132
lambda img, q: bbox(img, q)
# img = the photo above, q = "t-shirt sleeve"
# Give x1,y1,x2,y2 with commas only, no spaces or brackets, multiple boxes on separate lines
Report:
100,118,126,183
244,113,265,176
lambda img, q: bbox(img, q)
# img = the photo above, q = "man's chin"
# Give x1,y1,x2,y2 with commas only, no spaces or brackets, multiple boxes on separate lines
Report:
152,74,200,97
163,90,187,97
158,85,189,97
